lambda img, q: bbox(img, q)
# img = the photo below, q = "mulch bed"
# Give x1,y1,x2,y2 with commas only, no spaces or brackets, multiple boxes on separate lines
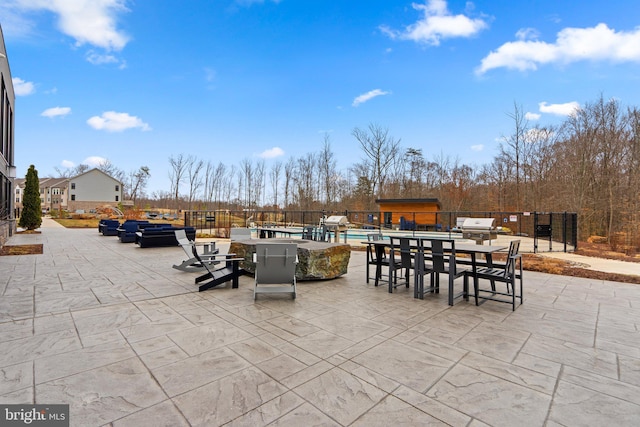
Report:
0,244,44,256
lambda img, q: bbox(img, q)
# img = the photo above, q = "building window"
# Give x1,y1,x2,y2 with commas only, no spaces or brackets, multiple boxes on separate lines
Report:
115,185,119,192
115,195,119,202
15,197,19,203
71,195,75,201
71,183,76,189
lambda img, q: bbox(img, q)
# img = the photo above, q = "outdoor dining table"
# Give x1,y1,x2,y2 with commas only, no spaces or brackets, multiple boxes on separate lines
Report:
362,237,508,304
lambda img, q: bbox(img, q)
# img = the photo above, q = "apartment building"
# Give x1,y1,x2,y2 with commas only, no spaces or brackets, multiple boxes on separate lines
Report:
15,168,123,214
0,25,16,244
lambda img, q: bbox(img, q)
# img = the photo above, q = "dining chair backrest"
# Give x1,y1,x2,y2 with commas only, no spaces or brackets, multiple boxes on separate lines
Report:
503,240,521,278
315,225,329,242
390,236,413,269
423,238,457,274
302,226,314,240
367,233,382,241
366,233,385,263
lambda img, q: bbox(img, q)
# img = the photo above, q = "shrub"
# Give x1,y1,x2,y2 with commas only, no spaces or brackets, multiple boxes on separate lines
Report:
18,165,42,230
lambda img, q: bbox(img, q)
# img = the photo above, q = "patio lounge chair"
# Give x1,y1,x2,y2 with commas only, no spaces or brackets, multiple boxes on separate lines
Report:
172,229,219,272
192,246,246,292
99,219,120,236
253,242,297,300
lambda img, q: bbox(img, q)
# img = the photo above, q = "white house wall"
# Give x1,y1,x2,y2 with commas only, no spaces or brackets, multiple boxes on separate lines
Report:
70,169,121,203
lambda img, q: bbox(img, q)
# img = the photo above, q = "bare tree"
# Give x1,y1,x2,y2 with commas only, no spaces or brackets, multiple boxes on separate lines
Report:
318,134,338,206
500,102,528,211
254,159,266,207
283,157,296,208
293,153,317,210
55,163,90,178
352,123,401,198
126,166,150,205
186,156,204,210
240,158,255,208
169,154,188,210
402,148,426,197
95,159,125,184
269,160,283,207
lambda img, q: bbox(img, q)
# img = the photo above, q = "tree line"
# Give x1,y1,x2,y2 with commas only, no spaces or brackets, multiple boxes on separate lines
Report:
58,95,639,247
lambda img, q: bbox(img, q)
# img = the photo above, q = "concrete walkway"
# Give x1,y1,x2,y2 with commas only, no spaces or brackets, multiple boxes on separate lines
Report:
542,251,640,276
1,222,639,426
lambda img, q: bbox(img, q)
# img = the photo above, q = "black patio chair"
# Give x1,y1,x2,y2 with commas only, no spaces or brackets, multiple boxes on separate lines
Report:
466,240,523,310
388,236,417,294
419,239,471,305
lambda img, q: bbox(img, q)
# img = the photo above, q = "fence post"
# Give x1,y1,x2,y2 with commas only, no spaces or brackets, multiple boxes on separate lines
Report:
563,211,567,253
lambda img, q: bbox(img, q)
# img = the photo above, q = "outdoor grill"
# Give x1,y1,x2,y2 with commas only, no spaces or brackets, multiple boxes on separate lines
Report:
323,215,350,242
461,218,497,244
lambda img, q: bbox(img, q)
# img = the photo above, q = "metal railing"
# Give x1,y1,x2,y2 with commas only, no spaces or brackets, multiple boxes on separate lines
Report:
183,209,578,252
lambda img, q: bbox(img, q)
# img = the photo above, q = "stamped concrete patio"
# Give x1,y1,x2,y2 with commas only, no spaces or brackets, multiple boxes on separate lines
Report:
1,219,639,426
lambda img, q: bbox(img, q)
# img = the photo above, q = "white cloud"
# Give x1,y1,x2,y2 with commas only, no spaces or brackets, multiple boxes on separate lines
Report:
60,160,75,168
380,0,488,46
477,23,640,74
471,144,484,152
87,111,151,132
352,89,390,107
539,101,580,116
515,27,539,41
12,77,35,96
41,106,71,118
86,50,123,66
83,156,107,167
14,0,130,51
525,112,541,120
259,147,285,159
0,3,35,38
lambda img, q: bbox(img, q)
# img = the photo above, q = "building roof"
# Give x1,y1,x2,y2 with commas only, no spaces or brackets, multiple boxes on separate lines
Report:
40,177,70,187
71,168,122,184
375,198,440,204
375,198,442,210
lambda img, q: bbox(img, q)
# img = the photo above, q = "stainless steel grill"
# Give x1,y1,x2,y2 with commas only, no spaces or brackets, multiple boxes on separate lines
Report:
323,216,349,242
461,218,497,244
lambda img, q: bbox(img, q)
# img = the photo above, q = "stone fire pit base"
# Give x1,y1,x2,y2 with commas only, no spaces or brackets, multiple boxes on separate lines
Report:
229,239,351,280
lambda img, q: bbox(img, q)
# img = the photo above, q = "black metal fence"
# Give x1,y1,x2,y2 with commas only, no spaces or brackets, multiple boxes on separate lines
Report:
184,209,578,253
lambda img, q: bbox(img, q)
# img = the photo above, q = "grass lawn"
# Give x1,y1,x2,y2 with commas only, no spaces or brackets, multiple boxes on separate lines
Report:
54,218,100,228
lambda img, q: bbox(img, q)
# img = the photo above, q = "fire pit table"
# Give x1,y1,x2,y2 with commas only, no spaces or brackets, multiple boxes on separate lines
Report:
229,238,350,280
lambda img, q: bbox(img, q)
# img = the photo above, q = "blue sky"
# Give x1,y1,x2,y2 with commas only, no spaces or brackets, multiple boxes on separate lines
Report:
2,0,640,194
